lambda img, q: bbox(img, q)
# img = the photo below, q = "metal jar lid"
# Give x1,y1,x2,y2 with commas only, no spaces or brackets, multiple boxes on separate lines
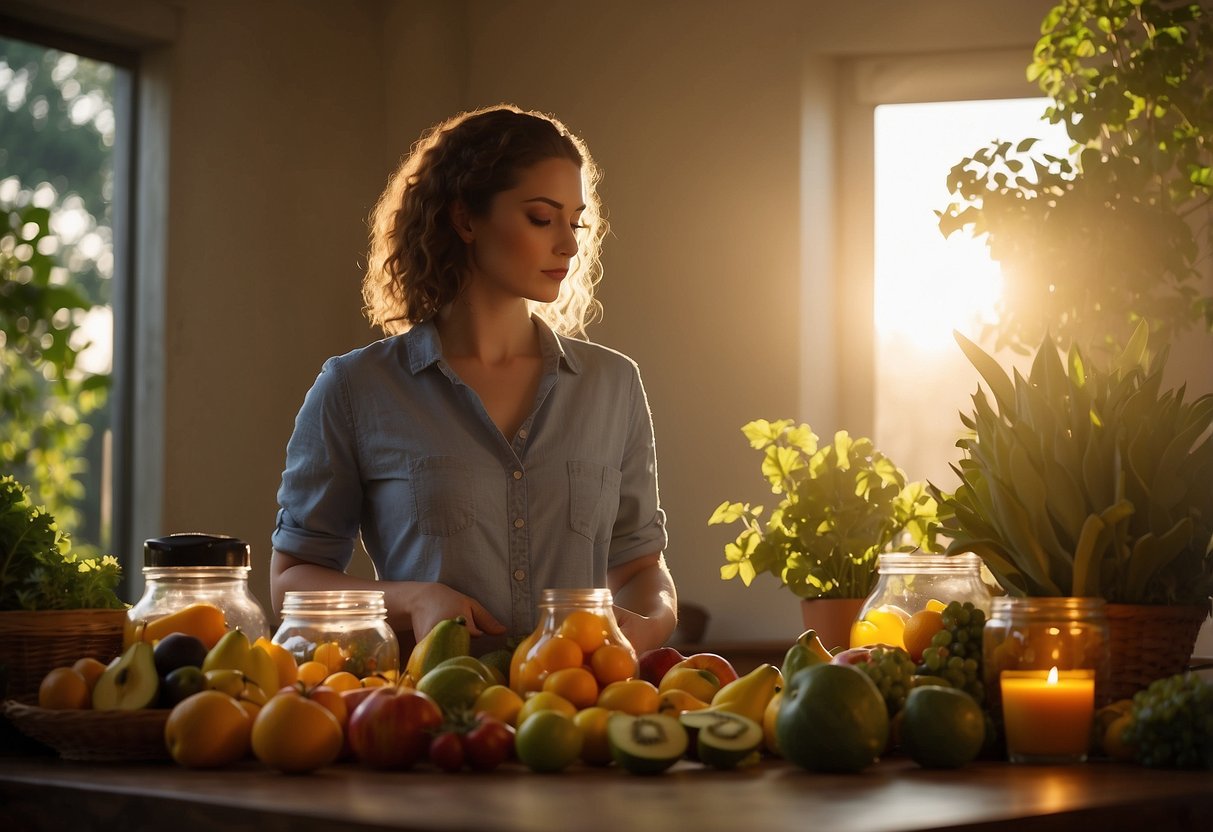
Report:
143,533,251,568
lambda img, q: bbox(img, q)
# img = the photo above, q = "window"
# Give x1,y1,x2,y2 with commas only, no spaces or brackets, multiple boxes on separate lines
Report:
872,98,1072,485
0,29,135,559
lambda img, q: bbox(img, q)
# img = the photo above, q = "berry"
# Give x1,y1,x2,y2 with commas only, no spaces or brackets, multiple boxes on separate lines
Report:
1124,673,1213,769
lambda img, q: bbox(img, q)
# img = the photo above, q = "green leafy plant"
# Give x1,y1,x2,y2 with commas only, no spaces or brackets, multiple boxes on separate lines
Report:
932,323,1213,606
711,420,940,600
0,474,123,610
939,0,1213,355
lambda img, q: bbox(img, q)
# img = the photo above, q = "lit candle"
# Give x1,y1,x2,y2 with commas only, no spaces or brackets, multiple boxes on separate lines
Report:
1000,666,1095,763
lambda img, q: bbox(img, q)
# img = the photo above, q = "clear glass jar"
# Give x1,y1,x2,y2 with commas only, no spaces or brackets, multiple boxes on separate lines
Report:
273,590,399,679
983,596,1110,763
127,533,269,642
509,588,636,696
851,552,993,649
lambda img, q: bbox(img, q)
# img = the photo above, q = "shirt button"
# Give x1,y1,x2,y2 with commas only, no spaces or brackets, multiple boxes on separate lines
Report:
512,470,523,480
518,428,528,439
513,518,525,529
513,569,526,581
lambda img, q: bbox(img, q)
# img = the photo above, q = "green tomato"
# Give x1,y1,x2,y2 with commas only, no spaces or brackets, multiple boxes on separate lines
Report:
514,710,583,773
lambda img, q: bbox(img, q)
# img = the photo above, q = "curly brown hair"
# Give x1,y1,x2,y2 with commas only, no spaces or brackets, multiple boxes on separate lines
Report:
363,104,608,338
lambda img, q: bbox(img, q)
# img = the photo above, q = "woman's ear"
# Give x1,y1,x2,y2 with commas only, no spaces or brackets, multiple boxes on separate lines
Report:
449,200,475,244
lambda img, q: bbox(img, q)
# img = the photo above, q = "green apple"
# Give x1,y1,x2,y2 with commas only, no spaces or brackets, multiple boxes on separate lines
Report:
93,641,160,710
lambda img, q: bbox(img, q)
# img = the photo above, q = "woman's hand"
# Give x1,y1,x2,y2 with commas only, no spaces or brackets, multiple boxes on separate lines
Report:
399,582,507,641
613,606,673,656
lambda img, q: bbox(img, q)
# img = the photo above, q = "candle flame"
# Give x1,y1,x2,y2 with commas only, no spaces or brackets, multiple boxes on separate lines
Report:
1047,666,1059,685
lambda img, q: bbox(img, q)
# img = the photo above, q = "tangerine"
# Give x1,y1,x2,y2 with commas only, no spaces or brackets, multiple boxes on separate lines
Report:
533,635,583,673
902,609,945,662
596,678,660,715
39,667,91,709
296,660,330,687
312,641,347,673
589,643,637,685
543,666,599,710
558,610,610,654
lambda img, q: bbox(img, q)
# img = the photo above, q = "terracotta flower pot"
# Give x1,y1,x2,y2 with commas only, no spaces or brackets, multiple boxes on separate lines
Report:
800,597,865,653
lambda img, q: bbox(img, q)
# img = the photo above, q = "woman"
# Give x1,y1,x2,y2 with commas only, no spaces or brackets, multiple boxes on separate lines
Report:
270,105,677,655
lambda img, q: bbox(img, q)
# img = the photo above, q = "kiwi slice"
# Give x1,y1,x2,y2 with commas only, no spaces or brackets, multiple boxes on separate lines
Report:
679,710,763,769
607,712,688,775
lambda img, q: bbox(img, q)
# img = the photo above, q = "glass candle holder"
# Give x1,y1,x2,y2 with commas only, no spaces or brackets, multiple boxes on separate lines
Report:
983,596,1109,764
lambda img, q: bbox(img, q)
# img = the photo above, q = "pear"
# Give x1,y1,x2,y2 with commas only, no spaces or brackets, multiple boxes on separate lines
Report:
202,628,252,675
93,641,160,710
707,663,783,725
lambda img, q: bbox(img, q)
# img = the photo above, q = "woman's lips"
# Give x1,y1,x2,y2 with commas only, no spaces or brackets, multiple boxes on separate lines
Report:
542,269,568,281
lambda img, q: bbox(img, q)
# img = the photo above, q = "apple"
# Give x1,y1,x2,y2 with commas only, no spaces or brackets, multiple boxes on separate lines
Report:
93,641,159,710
830,647,874,667
637,647,687,686
348,686,444,769
674,653,739,687
160,665,207,707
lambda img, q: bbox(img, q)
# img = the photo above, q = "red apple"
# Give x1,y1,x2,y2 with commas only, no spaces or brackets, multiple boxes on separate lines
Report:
637,647,687,685
675,653,740,686
830,647,874,666
348,686,443,769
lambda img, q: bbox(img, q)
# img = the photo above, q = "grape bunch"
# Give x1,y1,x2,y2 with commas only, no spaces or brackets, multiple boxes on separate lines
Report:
918,601,986,705
856,645,917,715
1124,672,1213,769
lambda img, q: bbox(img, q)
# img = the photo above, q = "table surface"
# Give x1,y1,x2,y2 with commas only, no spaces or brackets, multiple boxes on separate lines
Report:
2,752,1211,832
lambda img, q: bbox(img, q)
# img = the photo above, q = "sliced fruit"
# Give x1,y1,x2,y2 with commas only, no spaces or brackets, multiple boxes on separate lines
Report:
93,641,159,710
607,712,688,775
679,710,763,769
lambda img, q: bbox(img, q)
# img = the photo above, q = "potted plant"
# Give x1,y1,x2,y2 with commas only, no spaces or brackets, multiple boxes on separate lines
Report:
710,420,939,648
933,325,1213,698
939,0,1213,357
0,474,126,702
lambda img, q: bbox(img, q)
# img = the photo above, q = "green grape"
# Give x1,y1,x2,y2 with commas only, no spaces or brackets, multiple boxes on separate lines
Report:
1124,673,1213,769
917,601,986,705
857,645,917,716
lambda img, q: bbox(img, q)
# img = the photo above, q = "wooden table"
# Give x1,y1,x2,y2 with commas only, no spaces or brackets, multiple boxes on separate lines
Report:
1,753,1210,832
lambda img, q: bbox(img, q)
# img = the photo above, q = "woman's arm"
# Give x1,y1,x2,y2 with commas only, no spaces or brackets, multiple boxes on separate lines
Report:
607,551,677,655
270,550,505,640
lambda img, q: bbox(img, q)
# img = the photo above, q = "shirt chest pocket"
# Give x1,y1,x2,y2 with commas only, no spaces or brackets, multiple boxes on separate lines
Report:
410,456,476,537
568,460,622,541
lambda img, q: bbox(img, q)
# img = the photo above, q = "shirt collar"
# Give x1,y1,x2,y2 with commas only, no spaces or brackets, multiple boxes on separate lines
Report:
404,316,582,375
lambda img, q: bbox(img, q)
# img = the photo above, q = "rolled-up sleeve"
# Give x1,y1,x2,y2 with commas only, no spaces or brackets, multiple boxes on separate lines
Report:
608,363,668,566
271,357,362,571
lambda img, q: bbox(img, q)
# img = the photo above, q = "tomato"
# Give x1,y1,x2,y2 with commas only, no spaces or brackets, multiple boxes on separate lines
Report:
464,714,515,771
428,730,466,772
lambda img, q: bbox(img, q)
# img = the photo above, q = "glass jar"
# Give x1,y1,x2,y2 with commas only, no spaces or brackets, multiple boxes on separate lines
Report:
273,590,399,679
983,596,1109,763
509,588,636,697
127,533,269,642
851,551,993,649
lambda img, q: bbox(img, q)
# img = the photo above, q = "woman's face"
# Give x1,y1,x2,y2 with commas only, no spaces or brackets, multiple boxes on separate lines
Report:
461,157,585,305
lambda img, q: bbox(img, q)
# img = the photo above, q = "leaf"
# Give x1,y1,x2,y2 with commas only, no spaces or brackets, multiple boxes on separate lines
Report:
955,331,1015,415
1071,513,1106,596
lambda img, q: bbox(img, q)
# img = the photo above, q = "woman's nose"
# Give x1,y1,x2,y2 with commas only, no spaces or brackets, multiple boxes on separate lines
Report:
555,225,578,257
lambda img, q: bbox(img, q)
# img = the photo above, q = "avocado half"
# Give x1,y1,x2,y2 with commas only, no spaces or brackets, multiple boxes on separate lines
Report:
607,712,688,775
679,710,763,769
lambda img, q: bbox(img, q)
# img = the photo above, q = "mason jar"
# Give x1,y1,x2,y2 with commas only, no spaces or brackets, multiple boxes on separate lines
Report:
851,551,993,649
127,533,270,644
509,588,636,697
983,596,1110,763
273,590,399,679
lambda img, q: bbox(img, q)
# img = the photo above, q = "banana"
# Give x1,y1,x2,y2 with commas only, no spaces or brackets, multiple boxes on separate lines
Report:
707,663,783,725
404,616,471,685
200,628,279,694
780,629,832,682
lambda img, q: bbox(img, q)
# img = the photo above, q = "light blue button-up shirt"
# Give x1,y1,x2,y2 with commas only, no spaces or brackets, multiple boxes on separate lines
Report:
272,317,668,636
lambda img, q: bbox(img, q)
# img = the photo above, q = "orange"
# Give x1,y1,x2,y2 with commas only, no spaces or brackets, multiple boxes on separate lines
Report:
596,678,660,715
850,605,908,649
252,689,343,774
508,630,541,693
71,657,108,694
322,671,362,693
516,690,577,725
543,666,599,710
312,641,347,673
925,598,947,612
297,683,349,730
141,603,228,649
533,635,583,673
39,667,91,709
558,610,610,654
902,609,945,662
589,643,637,685
165,690,252,768
513,659,548,694
297,660,330,687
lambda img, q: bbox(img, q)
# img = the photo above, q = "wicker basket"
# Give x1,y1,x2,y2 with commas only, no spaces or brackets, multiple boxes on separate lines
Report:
0,609,127,703
2,699,170,761
1105,603,1209,701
